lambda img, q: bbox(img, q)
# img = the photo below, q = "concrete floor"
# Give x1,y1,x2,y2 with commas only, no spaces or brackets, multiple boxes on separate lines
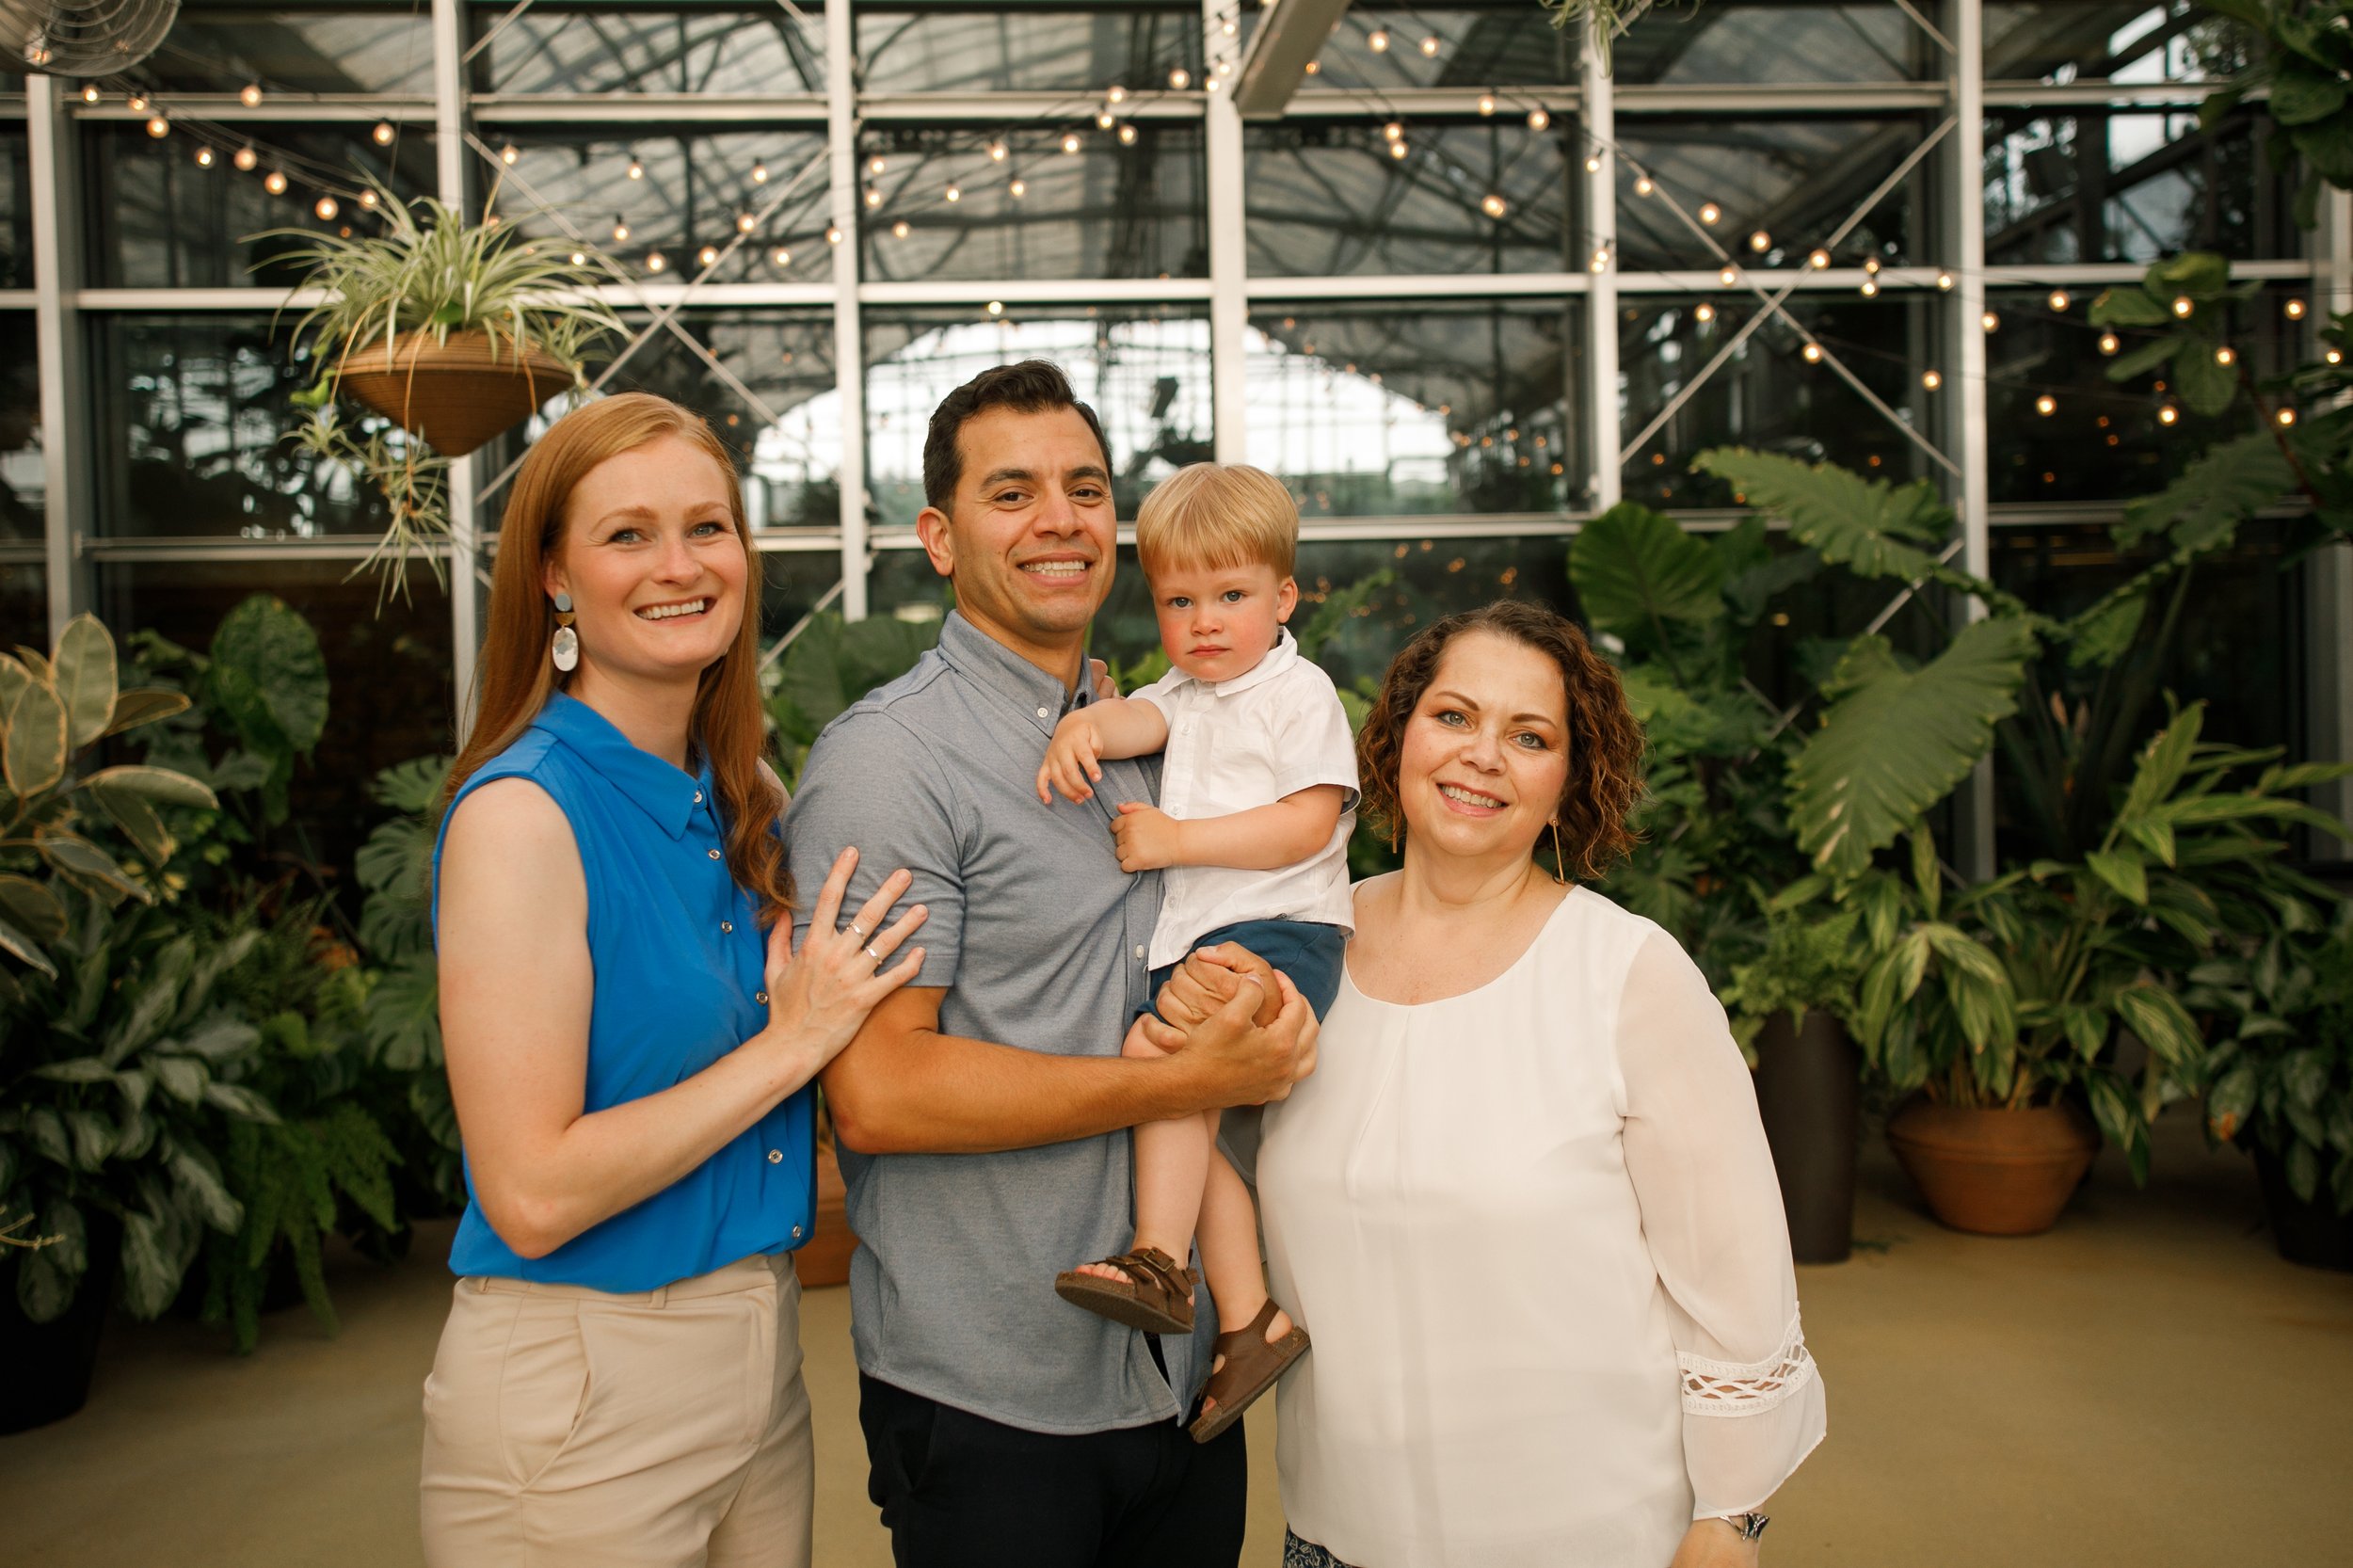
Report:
6,1114,2350,1567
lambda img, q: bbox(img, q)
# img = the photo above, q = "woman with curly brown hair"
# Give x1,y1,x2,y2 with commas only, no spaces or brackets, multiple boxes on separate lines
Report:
1252,600,1826,1568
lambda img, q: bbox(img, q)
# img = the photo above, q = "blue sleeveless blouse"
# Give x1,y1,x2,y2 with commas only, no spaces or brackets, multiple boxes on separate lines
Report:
432,692,815,1290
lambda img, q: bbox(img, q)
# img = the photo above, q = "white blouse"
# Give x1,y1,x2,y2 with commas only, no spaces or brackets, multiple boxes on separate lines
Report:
1258,887,1825,1568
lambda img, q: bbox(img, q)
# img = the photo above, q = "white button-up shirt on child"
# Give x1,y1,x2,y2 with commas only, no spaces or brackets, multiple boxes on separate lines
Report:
1131,629,1360,970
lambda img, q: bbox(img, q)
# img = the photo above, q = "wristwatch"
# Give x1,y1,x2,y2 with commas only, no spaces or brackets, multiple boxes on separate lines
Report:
1723,1512,1769,1542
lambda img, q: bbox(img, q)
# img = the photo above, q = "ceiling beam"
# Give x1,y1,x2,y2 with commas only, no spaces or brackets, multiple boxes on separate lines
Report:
1232,0,1353,120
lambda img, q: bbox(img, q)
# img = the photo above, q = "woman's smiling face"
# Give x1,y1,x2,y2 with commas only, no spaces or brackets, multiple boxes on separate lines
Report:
1397,629,1573,867
544,433,749,687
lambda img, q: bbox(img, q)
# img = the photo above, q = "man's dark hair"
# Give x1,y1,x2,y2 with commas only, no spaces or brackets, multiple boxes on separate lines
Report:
921,359,1112,512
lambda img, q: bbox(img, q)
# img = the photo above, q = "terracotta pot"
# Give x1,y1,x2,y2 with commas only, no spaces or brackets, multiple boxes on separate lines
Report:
792,1138,856,1288
336,329,571,456
1753,1010,1860,1264
1885,1098,2099,1237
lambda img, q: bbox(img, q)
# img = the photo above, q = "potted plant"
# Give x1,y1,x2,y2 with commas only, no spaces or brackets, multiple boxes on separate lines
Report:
265,181,621,578
1721,904,1865,1262
2194,898,2353,1270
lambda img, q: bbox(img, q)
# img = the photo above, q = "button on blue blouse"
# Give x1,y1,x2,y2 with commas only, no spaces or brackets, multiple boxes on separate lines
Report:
432,692,814,1290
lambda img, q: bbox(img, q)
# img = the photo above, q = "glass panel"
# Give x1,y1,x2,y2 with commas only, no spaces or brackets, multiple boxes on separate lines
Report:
143,5,437,95
90,314,393,538
1984,104,2292,264
863,305,1213,524
467,5,824,95
0,559,40,648
1296,5,1574,93
1612,4,1936,85
0,312,40,539
86,123,433,289
1244,119,1576,278
856,7,1202,94
859,126,1205,282
1613,116,1934,271
0,127,30,289
1243,301,1586,517
1985,1,2258,84
1621,291,1940,508
1981,282,2304,505
96,559,452,903
495,131,832,285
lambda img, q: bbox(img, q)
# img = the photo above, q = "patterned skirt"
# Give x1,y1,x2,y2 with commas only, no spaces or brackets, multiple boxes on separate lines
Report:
1283,1528,1361,1568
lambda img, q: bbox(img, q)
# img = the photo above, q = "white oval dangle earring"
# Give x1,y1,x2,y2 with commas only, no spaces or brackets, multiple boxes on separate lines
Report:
552,592,581,673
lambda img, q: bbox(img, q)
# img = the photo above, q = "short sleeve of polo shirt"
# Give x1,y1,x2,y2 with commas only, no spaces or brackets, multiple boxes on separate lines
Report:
1266,661,1361,808
1129,667,1184,724
785,710,968,988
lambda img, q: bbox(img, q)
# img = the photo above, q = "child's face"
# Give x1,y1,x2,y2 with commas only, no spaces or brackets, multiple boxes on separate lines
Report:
1150,559,1299,684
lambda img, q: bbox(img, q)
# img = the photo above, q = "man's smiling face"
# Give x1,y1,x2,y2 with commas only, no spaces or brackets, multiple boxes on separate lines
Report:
916,404,1117,677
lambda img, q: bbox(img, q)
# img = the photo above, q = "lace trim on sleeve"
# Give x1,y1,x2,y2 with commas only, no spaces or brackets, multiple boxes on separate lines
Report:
1678,1311,1817,1418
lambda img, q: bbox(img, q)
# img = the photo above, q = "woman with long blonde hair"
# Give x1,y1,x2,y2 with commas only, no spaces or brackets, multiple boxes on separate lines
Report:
419,393,927,1566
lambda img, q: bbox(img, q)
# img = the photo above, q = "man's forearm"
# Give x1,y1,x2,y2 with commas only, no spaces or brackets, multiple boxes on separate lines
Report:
822,1028,1215,1155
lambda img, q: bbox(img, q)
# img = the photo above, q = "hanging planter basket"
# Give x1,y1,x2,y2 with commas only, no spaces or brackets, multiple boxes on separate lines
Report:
336,329,574,457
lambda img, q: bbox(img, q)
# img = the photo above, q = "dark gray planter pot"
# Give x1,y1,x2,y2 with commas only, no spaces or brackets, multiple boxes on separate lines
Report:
2253,1146,2353,1272
1753,1010,1860,1265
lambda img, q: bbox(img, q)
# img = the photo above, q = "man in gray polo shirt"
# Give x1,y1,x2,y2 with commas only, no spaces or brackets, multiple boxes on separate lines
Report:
785,360,1315,1567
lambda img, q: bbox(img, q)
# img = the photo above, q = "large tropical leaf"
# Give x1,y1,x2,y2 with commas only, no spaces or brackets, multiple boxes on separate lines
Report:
1696,448,1954,584
208,594,330,754
1787,617,2039,876
2113,429,2294,551
1567,503,1723,643
52,615,119,752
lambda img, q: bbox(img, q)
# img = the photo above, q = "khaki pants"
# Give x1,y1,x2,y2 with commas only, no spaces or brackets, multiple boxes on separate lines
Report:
420,1254,812,1568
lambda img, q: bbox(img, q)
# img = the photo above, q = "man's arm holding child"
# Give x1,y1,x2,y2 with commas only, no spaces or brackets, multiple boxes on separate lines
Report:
1110,784,1347,874
1036,697,1171,805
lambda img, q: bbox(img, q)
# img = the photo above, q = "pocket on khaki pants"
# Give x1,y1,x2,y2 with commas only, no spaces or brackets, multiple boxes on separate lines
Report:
495,1295,595,1489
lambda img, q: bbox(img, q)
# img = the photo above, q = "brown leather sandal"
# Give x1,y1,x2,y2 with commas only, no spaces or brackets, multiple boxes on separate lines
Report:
1053,1246,1199,1334
1188,1298,1309,1445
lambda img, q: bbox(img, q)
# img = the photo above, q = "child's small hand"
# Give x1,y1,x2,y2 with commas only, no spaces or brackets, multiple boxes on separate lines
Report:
1038,712,1105,805
1112,802,1186,872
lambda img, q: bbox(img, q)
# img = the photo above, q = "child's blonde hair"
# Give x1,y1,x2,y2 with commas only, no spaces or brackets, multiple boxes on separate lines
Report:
1134,463,1298,580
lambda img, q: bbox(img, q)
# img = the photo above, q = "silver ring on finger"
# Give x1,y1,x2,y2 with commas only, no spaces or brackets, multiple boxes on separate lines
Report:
863,942,883,964
847,920,871,942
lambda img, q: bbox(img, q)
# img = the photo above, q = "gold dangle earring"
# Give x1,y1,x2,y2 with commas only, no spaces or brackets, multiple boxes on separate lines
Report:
551,591,580,672
1549,820,1566,885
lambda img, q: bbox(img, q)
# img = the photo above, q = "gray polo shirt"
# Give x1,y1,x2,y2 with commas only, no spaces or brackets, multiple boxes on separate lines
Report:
785,610,1214,1433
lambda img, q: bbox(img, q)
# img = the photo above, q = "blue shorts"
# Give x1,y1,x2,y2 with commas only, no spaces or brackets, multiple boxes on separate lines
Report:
1144,917,1347,1026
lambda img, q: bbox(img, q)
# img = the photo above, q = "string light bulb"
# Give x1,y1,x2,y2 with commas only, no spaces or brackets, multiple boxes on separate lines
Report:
1527,107,1549,131
890,220,909,239
1388,139,1409,160
1478,94,1496,115
2277,407,2297,426
698,245,719,266
825,224,843,243
569,250,584,264
1749,230,1770,252
752,162,769,184
1063,132,1081,153
1981,310,1999,332
627,157,644,180
1695,303,1716,323
1860,280,1879,297
1589,245,1610,273
2158,404,2179,424
2286,297,2307,320
865,186,883,206
986,299,1004,316
1634,175,1654,197
1864,257,1881,275
145,116,168,138
195,145,214,168
314,195,338,219
240,84,263,107
988,141,1007,162
2216,345,2235,366
234,146,257,171
1698,202,1721,225
1936,271,1954,290
1118,123,1138,145
1419,34,1440,55
1096,110,1115,130
612,219,631,243
1107,84,1128,104
499,143,519,165
1169,66,1191,88
1481,193,1507,218
2099,331,2120,355
868,154,887,176
126,93,147,112
1922,370,1942,390
1801,342,1822,363
2329,348,2345,365
2170,296,2192,317
1719,264,1737,286
1383,121,1403,142
374,121,396,146
2047,289,2070,312
80,84,99,104
646,250,666,273
2035,394,2056,415
264,169,287,194
945,183,961,202
1369,27,1389,51
1807,248,1830,268
1008,178,1026,198
771,247,792,266
1585,153,1602,174
737,212,757,233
